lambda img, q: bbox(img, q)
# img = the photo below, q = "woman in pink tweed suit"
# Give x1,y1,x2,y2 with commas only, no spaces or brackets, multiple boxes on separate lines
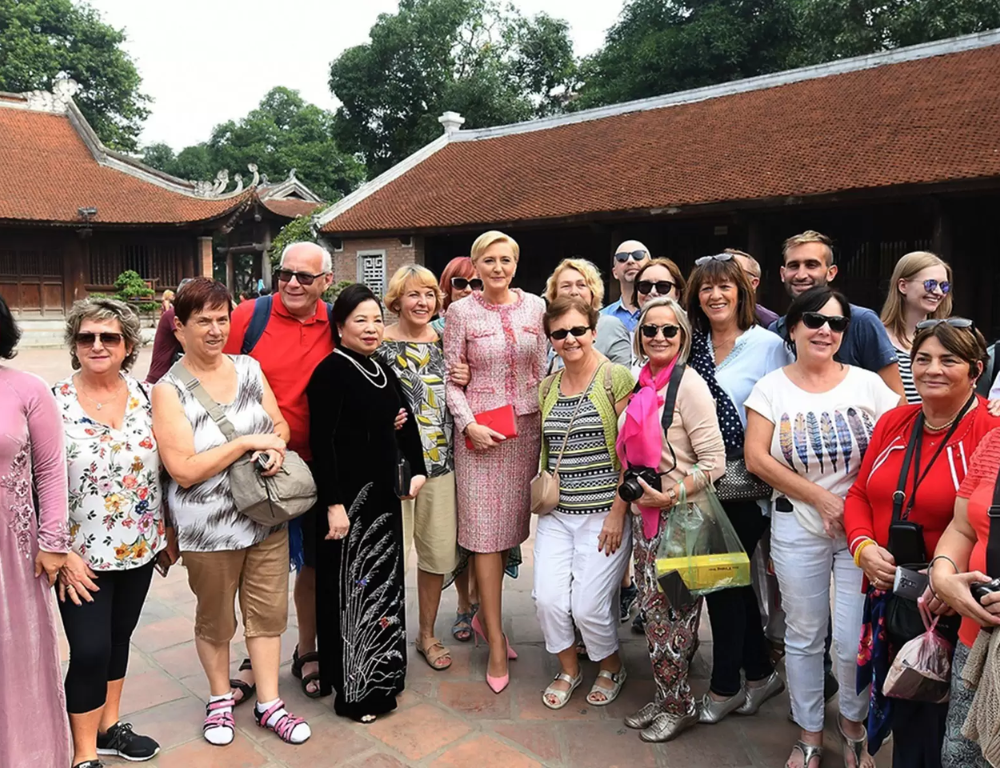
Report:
444,230,547,693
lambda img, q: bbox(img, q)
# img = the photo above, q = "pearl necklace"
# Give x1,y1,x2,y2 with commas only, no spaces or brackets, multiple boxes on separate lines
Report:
334,348,387,389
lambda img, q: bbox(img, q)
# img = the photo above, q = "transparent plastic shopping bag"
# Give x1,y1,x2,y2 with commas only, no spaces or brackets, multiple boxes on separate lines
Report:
883,598,952,704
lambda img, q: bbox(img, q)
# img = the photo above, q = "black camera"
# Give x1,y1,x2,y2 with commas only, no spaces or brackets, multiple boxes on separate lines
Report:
970,578,1000,605
618,466,661,502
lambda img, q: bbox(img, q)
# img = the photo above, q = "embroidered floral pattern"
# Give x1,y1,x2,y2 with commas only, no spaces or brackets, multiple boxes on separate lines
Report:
2,443,34,559
53,375,164,570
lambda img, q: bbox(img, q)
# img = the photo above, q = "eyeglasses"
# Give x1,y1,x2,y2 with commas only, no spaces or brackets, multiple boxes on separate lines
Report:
75,332,123,347
694,253,736,267
451,277,484,291
640,323,681,339
800,312,849,333
549,325,592,341
614,250,648,263
916,317,973,331
914,278,951,295
274,269,328,286
636,280,675,296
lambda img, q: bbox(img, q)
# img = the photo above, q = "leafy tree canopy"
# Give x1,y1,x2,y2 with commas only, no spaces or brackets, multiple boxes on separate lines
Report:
141,87,365,202
329,0,577,176
0,0,149,151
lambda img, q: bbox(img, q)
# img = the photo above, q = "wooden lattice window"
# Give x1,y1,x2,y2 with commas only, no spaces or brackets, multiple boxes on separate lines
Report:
357,250,386,296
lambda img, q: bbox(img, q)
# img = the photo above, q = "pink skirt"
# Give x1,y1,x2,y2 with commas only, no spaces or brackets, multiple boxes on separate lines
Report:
454,413,540,553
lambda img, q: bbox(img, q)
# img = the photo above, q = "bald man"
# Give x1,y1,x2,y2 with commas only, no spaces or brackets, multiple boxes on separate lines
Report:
600,240,651,332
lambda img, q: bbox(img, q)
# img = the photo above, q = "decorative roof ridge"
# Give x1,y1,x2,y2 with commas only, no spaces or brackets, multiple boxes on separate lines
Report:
259,169,323,203
450,28,1000,143
315,134,450,228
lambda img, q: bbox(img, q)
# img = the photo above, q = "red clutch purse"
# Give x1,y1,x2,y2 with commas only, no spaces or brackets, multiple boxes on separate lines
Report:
465,405,518,449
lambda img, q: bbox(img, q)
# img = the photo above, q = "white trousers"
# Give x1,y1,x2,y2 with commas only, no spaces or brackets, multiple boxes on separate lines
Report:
770,508,869,732
532,510,631,661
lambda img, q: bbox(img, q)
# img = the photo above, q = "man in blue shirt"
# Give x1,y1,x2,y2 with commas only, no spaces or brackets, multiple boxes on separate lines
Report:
600,240,650,333
769,230,905,397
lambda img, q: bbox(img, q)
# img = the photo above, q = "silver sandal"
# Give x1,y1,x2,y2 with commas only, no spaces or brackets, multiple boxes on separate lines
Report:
542,671,582,710
786,741,823,768
838,718,872,768
586,667,627,706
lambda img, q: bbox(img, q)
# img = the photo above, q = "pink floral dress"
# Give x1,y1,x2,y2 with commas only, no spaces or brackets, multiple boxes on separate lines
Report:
53,374,165,570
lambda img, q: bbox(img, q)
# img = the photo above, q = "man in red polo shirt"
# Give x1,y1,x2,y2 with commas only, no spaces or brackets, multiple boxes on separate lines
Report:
224,241,335,697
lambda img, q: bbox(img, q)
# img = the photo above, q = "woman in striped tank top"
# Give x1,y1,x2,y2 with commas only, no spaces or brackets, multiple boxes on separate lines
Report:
532,297,636,711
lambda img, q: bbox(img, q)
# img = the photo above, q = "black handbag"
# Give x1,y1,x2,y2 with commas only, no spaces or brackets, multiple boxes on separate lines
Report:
715,454,773,502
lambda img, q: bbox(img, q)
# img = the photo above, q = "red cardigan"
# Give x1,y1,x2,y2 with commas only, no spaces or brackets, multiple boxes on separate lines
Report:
844,397,1000,558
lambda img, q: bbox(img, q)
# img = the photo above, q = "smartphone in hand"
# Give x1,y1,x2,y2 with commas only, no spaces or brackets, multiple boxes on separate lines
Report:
154,553,171,578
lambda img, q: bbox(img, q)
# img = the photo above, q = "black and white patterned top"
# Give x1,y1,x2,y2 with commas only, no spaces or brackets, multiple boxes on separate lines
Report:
895,346,920,404
160,355,281,552
542,380,618,515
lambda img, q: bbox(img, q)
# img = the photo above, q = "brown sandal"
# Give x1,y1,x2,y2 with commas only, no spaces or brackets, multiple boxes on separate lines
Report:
417,638,452,670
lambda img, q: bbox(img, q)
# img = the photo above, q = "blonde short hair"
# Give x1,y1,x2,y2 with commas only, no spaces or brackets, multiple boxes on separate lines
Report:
544,258,605,308
384,264,443,315
64,297,142,372
470,230,520,264
782,230,834,264
880,251,953,345
633,296,693,365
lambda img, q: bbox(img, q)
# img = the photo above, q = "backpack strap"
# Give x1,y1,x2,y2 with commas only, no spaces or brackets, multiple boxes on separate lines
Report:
241,295,274,355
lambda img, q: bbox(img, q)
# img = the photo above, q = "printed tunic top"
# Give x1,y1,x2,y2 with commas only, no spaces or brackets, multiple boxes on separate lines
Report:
53,373,164,570
377,338,453,478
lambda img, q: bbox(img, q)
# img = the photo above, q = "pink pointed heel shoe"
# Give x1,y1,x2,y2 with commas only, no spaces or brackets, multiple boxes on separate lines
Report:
486,666,510,694
471,613,517,660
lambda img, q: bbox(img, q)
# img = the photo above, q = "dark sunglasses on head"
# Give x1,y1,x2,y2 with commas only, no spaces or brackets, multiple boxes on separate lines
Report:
916,279,951,295
614,250,648,263
274,268,328,286
801,312,849,333
640,323,680,339
694,253,736,267
75,332,123,347
451,276,484,291
636,279,675,296
916,317,973,331
549,325,592,341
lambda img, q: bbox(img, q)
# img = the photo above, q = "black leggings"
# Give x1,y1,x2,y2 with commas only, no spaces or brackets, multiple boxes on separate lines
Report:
59,560,155,714
704,501,773,697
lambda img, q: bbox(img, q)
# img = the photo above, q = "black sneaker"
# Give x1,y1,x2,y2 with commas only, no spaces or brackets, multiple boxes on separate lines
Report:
620,583,638,623
632,610,646,634
72,762,104,768
97,722,160,762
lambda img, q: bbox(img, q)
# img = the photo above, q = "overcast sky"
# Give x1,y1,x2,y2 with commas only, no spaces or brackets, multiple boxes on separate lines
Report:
85,0,622,151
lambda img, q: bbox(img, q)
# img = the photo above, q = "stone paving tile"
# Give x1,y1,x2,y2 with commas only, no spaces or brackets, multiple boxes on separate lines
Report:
119,669,189,713
131,614,197,653
366,702,472,760
430,734,543,768
490,722,563,764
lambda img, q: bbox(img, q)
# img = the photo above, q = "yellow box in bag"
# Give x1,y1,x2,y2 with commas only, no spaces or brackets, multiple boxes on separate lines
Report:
655,552,751,594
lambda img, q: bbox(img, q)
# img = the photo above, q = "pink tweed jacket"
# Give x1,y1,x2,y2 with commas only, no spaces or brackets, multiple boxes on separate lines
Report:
443,289,548,434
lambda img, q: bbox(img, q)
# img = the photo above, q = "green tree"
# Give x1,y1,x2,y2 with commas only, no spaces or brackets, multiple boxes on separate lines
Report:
0,0,150,151
329,0,577,176
140,88,365,202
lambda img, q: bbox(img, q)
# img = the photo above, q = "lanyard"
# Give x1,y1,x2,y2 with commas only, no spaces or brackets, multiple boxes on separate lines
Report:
989,442,1000,577
893,393,976,522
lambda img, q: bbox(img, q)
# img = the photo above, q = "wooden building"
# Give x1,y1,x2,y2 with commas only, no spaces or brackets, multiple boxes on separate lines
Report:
316,30,1000,337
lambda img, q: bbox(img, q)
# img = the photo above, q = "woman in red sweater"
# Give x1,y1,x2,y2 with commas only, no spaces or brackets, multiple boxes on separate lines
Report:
844,319,999,768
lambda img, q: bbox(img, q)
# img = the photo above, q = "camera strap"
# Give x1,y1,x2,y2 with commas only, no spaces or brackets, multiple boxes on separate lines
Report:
988,447,1000,577
893,393,975,522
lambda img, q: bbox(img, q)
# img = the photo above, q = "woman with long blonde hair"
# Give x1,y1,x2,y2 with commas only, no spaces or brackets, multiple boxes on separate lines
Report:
880,251,953,403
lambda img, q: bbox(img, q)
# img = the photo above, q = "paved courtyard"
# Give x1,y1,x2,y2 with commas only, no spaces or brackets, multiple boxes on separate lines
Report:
8,348,892,767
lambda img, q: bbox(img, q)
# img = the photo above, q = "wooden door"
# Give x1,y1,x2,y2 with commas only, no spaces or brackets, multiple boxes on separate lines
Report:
0,243,65,315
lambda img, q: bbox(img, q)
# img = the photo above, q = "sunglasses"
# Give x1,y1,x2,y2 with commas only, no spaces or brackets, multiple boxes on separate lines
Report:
694,253,736,267
274,269,328,286
451,276,484,291
75,332,123,347
549,325,592,341
800,312,849,333
640,323,681,339
916,317,973,331
636,279,676,296
914,278,951,295
614,250,648,263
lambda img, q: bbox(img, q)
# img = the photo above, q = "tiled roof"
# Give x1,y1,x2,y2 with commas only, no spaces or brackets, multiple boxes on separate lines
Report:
0,105,250,225
260,198,321,218
321,37,1000,235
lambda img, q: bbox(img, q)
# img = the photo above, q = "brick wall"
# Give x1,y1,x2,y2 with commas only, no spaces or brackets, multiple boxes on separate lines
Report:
322,235,424,296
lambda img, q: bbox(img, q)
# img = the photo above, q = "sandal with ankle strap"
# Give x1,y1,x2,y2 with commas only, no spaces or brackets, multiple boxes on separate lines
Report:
542,671,582,710
586,667,627,706
786,741,823,768
254,698,310,744
228,657,254,706
291,646,324,699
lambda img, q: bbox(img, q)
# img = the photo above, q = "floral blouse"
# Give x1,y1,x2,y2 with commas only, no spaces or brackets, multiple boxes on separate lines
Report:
53,373,164,571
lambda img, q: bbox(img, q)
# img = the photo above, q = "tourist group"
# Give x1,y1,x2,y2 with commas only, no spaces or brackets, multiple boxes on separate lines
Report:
5,229,1000,768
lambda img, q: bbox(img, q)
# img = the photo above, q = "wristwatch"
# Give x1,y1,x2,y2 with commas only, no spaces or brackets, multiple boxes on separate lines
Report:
666,485,678,504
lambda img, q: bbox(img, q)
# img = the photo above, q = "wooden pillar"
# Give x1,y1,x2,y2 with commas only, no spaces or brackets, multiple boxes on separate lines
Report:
225,250,235,294
261,229,273,291
197,236,213,278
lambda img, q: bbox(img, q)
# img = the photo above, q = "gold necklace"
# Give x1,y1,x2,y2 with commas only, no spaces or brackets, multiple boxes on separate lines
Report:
76,376,124,411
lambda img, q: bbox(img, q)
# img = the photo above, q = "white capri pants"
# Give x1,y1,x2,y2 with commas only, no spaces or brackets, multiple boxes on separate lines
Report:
532,509,631,661
770,507,869,733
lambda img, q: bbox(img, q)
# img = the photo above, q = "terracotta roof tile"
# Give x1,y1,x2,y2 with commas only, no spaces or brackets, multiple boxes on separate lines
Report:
322,45,1000,234
0,108,249,225
260,198,321,218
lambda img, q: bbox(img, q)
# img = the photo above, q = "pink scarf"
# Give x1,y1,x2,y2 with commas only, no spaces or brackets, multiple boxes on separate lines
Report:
616,359,677,539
